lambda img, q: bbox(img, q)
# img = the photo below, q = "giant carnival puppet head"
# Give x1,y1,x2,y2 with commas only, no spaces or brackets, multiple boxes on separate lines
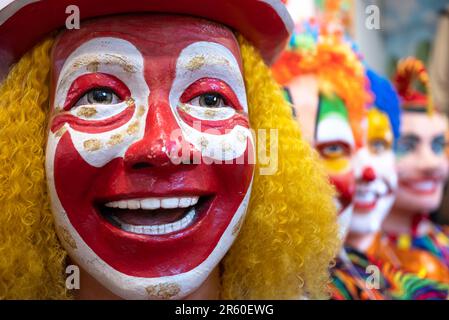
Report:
392,58,449,215
350,69,401,234
0,0,339,300
272,20,369,240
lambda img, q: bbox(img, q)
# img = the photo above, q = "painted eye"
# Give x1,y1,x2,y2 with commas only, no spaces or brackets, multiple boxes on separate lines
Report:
369,139,390,154
396,139,417,156
320,143,347,159
75,88,121,107
190,93,226,108
431,136,446,155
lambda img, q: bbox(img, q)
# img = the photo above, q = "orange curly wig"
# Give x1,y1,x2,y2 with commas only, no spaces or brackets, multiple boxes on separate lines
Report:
271,22,370,147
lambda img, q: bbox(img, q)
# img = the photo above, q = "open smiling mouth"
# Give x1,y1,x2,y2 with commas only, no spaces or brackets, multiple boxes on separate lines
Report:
98,196,212,235
354,180,392,212
354,190,380,211
400,179,440,195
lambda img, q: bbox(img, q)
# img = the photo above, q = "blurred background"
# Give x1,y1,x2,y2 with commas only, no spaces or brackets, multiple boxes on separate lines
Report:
287,0,449,224
287,0,449,112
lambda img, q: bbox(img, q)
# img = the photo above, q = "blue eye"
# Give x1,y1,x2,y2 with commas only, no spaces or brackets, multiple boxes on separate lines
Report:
431,136,446,155
395,136,419,157
369,139,390,154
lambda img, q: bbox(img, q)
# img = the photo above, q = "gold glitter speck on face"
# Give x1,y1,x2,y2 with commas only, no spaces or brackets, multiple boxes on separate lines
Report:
86,61,100,72
55,126,68,138
125,97,135,107
76,106,97,118
204,109,217,118
145,283,180,299
83,139,102,152
127,121,140,135
186,55,205,71
179,103,191,113
137,105,145,117
107,134,124,146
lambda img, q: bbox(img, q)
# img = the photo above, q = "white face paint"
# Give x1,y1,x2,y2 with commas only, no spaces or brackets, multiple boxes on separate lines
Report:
338,203,354,240
51,37,149,167
351,145,398,234
46,35,254,300
169,41,252,162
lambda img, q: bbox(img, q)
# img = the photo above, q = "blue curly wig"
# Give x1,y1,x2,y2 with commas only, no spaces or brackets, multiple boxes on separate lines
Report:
366,68,401,142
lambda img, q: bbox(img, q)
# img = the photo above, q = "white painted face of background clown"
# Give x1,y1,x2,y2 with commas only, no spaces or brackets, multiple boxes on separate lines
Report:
394,111,449,214
45,16,255,300
351,109,398,233
286,76,355,239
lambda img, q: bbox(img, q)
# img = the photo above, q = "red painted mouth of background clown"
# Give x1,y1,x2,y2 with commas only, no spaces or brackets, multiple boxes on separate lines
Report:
98,196,213,236
354,178,392,213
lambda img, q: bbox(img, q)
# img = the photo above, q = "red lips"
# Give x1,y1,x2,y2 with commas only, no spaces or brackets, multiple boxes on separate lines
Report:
400,178,441,196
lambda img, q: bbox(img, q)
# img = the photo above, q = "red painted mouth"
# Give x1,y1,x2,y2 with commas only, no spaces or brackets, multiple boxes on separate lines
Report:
400,178,442,196
97,195,213,235
354,178,392,213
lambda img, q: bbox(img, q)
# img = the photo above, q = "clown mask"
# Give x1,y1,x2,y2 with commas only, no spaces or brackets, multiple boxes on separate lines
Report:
287,75,355,239
394,111,449,214
45,15,255,300
351,108,398,234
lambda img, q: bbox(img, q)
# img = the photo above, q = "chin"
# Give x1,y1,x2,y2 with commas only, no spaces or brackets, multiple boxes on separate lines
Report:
395,189,443,214
350,195,394,234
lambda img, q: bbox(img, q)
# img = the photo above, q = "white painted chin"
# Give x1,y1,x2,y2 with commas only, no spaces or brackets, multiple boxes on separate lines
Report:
47,176,252,300
350,194,395,234
338,204,354,241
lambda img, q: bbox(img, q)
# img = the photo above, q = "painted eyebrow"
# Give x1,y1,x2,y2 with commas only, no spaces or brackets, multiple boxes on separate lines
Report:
432,135,446,143
61,53,137,80
184,53,235,70
399,134,420,143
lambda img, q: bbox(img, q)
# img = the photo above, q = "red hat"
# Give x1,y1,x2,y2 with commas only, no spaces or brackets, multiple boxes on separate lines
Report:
393,57,434,113
0,0,293,79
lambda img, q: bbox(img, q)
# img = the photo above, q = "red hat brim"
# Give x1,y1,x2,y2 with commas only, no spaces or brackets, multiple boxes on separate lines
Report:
0,0,293,79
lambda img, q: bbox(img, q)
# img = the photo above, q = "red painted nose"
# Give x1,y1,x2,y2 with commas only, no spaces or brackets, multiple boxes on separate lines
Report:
362,167,376,182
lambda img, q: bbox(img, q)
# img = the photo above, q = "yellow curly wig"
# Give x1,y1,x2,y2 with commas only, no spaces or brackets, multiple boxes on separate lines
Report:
0,35,339,300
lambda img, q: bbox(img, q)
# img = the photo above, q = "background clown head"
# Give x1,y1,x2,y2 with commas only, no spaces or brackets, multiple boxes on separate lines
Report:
391,58,449,218
349,69,401,236
272,20,369,240
0,0,339,300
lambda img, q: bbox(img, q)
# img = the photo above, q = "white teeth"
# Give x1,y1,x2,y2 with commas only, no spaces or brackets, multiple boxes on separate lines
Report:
179,198,192,208
105,197,201,235
355,191,376,204
141,198,160,210
161,198,180,209
118,201,127,209
128,200,140,210
105,196,200,210
190,197,199,206
119,208,196,235
412,181,436,192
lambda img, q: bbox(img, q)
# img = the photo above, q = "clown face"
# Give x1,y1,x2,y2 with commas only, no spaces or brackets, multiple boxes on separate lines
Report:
351,109,397,233
394,111,449,213
287,76,355,239
45,15,254,299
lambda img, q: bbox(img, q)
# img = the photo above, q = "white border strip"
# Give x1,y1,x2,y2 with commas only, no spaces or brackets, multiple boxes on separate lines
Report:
0,0,40,26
